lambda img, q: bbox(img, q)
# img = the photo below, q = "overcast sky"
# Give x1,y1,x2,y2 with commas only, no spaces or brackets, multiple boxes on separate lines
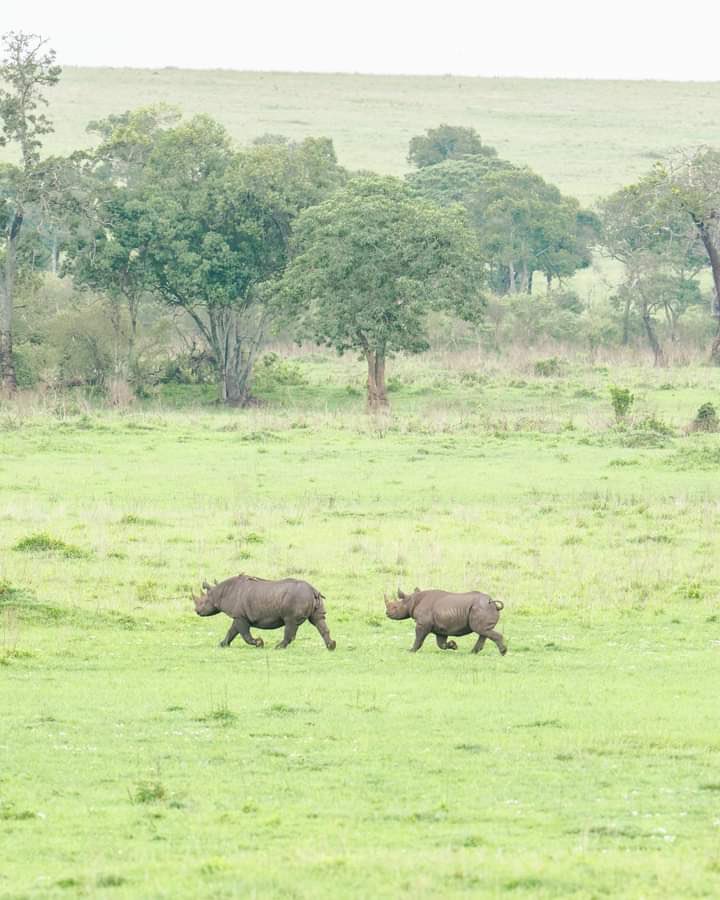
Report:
4,0,720,80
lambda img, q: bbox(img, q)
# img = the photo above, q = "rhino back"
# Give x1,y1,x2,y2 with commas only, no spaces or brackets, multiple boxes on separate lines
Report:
215,576,318,621
415,590,497,634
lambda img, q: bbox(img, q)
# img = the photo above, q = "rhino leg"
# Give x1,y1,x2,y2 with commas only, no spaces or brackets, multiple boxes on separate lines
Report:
470,635,487,654
219,621,240,648
275,619,300,649
236,617,264,648
309,611,336,650
474,630,507,655
409,624,430,652
435,635,457,651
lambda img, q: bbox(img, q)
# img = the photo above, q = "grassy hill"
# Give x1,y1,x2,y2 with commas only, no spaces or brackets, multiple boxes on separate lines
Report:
4,67,720,203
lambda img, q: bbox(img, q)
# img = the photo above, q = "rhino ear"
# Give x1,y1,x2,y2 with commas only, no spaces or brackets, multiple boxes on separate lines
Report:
202,580,211,592
397,589,406,600
414,586,420,593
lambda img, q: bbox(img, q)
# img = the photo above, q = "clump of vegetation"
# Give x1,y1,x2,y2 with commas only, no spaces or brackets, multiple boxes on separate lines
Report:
135,580,160,603
690,402,719,433
131,780,167,805
252,353,308,393
12,533,89,558
609,386,634,420
534,357,562,377
119,514,161,526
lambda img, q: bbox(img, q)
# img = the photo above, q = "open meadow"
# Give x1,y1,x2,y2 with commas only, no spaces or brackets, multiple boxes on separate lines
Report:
2,68,720,203
2,352,720,897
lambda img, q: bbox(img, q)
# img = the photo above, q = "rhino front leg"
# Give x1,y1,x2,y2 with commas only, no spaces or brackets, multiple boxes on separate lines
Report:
409,624,430,652
219,621,240,648
470,635,486,654
309,611,336,650
275,619,300,649
435,634,457,651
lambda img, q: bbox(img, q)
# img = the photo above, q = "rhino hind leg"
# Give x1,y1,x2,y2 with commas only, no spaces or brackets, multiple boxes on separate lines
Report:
275,619,301,649
470,635,487,654
435,634,457,651
475,629,507,656
309,611,336,650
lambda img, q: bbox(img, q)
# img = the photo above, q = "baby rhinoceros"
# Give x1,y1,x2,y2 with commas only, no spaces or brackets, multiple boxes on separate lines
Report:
192,573,336,651
385,587,507,655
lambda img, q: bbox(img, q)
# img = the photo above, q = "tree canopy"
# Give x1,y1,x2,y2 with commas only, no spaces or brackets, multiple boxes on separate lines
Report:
279,175,486,409
407,124,497,169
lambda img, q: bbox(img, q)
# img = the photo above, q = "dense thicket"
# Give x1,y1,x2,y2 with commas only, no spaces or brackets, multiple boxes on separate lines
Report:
2,32,719,406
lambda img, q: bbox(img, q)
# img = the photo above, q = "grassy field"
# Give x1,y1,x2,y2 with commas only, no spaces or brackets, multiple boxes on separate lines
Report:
2,68,720,202
2,353,720,897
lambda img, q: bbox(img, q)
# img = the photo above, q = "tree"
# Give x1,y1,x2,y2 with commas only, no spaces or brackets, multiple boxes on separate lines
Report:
648,149,720,362
408,124,497,169
599,181,705,364
279,175,486,410
63,106,182,381
0,31,61,393
408,157,596,295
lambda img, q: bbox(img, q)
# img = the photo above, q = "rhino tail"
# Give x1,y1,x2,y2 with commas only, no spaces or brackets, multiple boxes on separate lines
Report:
492,599,504,612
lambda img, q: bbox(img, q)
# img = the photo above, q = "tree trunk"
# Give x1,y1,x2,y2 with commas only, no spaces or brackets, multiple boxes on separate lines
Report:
365,350,389,411
622,294,631,345
694,221,720,364
0,214,22,394
642,313,666,367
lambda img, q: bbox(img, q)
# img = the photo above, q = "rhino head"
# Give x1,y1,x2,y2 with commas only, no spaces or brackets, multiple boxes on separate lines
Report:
384,587,419,620
192,582,221,617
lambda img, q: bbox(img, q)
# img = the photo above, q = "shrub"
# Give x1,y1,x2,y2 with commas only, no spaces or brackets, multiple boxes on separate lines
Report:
252,353,307,393
609,386,634,421
13,533,89,559
534,357,562,377
691,402,719,433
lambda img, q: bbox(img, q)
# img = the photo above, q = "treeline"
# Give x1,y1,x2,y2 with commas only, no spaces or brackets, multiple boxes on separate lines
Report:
2,33,720,409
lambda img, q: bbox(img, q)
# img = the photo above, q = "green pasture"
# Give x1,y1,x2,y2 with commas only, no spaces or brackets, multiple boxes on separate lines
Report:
2,356,720,897
3,68,720,202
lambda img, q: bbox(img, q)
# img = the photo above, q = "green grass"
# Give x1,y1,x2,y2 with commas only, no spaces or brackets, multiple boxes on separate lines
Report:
1,355,720,896
3,68,720,202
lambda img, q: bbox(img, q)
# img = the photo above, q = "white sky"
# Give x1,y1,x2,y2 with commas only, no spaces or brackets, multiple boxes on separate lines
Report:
4,0,720,80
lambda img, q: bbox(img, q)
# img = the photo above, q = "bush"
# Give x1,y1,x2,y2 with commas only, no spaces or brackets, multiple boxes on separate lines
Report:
252,353,308,393
609,386,634,421
690,402,719,433
534,357,562,377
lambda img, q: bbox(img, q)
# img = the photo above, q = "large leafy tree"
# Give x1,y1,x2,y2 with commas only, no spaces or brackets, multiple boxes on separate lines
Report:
86,118,345,403
599,181,705,364
408,124,497,169
279,175,486,410
647,149,720,362
63,106,181,381
408,157,597,295
0,31,61,393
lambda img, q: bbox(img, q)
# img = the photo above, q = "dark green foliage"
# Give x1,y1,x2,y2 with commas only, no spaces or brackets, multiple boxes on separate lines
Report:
691,402,719,433
609,386,634,420
12,532,89,558
534,357,563,377
408,156,597,294
279,175,485,407
407,124,497,168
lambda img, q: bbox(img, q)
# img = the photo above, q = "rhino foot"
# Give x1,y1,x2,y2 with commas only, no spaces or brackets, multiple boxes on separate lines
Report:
254,638,264,648
326,640,337,651
446,640,458,651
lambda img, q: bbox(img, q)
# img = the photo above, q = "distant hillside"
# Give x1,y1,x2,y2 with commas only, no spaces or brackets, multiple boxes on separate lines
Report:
3,67,720,203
